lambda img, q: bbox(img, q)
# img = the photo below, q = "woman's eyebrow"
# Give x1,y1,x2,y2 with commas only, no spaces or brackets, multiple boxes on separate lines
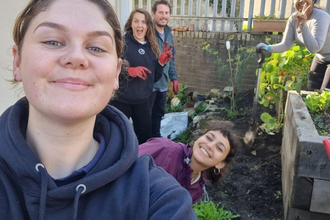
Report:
34,22,66,33
87,31,114,43
210,132,227,149
34,22,114,43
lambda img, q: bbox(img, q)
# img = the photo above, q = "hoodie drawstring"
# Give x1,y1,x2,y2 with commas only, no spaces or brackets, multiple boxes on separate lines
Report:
202,186,210,204
35,163,47,220
73,184,86,220
36,163,86,220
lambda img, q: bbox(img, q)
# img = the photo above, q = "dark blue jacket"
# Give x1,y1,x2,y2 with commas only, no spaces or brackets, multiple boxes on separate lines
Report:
0,98,197,220
116,33,163,104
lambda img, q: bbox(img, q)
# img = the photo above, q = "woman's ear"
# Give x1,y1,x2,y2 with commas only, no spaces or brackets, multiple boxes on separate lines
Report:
114,58,122,90
215,161,226,170
12,45,22,82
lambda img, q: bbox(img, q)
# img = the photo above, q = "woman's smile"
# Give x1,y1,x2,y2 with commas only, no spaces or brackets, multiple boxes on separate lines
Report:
52,77,92,91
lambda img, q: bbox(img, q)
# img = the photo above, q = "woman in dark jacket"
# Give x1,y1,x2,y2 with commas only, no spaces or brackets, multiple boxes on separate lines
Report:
111,8,172,144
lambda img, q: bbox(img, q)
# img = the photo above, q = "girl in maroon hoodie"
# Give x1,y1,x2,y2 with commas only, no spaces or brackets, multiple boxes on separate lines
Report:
139,126,239,203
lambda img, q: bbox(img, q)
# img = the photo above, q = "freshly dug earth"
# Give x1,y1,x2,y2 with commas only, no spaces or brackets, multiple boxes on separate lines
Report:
207,125,283,220
196,91,283,220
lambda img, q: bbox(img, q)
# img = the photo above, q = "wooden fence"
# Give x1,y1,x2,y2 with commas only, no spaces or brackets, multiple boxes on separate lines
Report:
133,0,330,32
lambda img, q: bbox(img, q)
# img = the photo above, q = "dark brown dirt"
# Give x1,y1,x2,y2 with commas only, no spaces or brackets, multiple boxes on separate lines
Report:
195,90,283,220
207,122,283,220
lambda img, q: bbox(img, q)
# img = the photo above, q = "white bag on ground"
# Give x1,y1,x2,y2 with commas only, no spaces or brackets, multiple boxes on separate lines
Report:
160,112,188,140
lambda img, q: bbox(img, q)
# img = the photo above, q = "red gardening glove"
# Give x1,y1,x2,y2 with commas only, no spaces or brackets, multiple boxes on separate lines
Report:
158,41,173,66
172,80,179,95
127,66,151,80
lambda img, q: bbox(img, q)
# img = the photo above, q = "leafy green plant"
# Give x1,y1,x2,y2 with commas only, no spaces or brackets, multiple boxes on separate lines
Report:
166,84,188,113
196,101,208,114
258,40,314,134
203,38,256,111
313,115,328,135
304,91,330,114
303,91,330,135
173,128,191,143
253,15,285,21
193,201,240,220
224,108,238,119
259,112,283,135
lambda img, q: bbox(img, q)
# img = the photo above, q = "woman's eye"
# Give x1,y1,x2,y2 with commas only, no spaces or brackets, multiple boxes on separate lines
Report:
88,47,105,53
44,41,62,47
217,147,223,152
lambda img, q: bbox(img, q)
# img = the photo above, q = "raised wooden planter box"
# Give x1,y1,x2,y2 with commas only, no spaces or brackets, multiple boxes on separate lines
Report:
252,19,287,33
282,91,330,220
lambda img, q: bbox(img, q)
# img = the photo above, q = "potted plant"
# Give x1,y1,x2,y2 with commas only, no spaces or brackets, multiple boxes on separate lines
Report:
252,15,287,33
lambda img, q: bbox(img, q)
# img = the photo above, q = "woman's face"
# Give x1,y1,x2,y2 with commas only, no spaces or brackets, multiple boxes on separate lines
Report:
294,0,313,12
192,130,231,170
12,0,122,122
131,12,148,42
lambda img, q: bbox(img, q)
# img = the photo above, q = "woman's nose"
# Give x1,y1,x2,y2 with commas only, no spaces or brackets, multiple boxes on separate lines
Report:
61,44,89,69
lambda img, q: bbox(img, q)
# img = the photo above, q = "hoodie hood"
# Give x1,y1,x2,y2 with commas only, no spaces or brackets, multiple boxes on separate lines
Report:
0,97,138,218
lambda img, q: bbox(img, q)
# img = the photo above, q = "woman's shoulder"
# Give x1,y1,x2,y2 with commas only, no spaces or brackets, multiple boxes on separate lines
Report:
312,8,330,19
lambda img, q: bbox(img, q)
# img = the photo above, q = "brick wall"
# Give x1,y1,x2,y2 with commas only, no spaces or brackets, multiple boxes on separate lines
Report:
172,31,283,93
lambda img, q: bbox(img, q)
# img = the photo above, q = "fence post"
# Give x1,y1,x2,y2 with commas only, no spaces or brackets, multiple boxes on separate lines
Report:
229,0,237,32
181,0,186,26
138,0,143,8
212,0,219,31
119,0,134,29
220,0,226,31
147,0,151,12
196,0,201,30
259,0,265,16
238,0,245,31
247,0,254,30
280,0,287,19
270,0,276,15
204,0,209,31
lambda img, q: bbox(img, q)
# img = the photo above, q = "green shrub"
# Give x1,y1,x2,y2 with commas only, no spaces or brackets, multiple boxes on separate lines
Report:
193,201,240,220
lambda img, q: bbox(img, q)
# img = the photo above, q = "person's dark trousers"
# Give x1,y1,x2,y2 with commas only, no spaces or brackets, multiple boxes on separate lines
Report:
149,90,167,137
110,99,151,144
307,56,330,91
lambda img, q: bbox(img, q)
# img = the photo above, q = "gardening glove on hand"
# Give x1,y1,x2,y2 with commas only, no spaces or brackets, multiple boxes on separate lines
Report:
127,66,151,80
172,80,179,95
256,43,271,53
158,41,173,66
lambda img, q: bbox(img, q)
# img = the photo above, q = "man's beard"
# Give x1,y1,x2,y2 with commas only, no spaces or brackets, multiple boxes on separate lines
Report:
155,20,168,27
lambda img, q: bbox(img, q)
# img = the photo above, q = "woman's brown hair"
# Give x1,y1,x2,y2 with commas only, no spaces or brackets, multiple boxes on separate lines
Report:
124,8,161,58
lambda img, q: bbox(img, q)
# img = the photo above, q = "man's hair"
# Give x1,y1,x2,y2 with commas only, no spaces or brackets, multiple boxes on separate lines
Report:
151,0,172,14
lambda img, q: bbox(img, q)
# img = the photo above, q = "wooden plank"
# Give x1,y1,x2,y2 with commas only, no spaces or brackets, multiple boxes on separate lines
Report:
310,179,330,214
290,176,313,210
288,208,330,220
297,140,330,180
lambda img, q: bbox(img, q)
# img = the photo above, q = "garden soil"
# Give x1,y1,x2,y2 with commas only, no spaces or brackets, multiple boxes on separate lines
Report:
198,90,283,220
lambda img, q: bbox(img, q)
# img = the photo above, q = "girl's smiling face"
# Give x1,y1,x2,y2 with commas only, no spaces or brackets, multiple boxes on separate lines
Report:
13,0,122,123
192,130,231,170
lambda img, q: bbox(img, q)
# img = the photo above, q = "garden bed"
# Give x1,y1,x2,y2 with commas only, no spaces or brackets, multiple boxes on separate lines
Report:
187,90,284,219
281,91,330,219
